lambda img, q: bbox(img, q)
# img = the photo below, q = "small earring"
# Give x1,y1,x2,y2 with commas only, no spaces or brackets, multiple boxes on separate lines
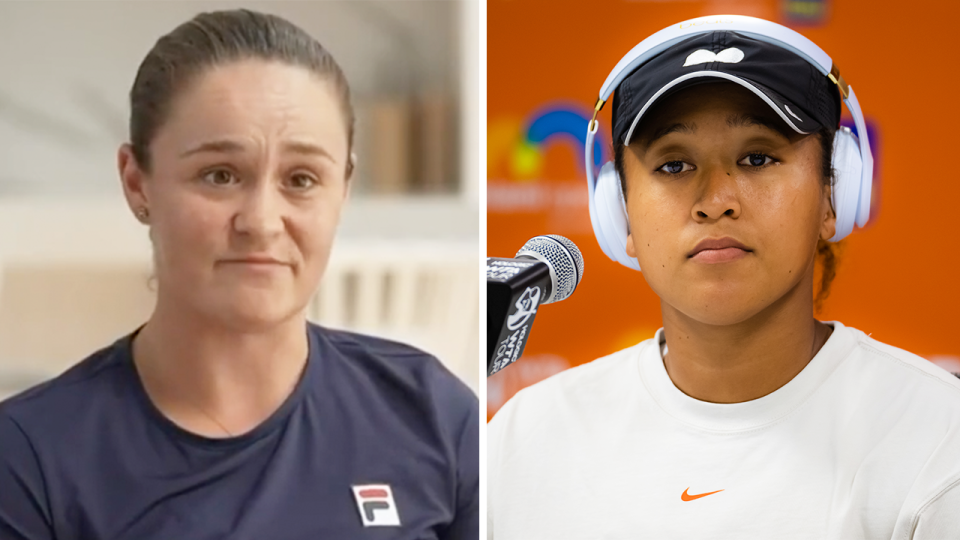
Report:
135,207,149,223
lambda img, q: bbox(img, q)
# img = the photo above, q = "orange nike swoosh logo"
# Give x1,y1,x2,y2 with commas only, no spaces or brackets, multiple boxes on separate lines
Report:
681,487,724,501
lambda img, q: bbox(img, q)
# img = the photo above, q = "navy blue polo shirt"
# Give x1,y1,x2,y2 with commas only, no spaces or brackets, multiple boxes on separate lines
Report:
0,323,478,539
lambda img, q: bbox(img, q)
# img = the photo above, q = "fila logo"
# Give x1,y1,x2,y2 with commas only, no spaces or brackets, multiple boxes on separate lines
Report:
352,484,401,527
683,47,745,67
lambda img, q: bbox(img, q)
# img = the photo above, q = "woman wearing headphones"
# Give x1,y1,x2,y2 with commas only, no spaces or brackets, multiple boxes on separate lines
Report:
488,15,960,538
0,9,477,539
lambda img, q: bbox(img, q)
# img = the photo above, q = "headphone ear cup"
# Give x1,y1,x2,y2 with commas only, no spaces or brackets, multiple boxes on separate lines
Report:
591,162,623,260
828,126,863,242
594,162,641,271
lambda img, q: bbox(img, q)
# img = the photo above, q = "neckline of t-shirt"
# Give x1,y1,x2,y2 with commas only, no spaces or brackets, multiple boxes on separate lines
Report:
637,321,856,432
121,323,321,450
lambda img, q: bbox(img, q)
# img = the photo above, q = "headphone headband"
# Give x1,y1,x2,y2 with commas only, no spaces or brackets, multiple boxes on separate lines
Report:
597,15,834,102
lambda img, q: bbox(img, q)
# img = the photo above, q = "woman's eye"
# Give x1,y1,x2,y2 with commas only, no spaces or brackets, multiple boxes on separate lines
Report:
288,173,318,190
658,161,693,174
201,169,238,186
740,153,774,167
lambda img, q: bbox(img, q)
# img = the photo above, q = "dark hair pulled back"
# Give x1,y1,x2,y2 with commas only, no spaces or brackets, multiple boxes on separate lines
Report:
129,9,354,175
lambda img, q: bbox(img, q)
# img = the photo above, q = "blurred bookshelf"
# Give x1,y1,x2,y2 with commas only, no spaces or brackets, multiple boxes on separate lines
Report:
0,0,480,236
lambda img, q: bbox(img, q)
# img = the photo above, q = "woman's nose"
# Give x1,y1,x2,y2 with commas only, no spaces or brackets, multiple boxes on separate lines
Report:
232,179,285,238
691,168,741,221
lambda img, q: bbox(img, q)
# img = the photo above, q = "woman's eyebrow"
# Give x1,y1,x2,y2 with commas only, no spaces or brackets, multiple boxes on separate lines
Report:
645,122,697,146
179,139,244,157
283,141,335,163
726,113,791,139
177,139,336,162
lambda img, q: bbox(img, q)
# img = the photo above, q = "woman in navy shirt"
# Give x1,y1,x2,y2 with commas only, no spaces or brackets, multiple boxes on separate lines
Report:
0,9,477,540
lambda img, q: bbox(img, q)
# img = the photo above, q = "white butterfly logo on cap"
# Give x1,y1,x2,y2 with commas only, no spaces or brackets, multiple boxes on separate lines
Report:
683,47,745,67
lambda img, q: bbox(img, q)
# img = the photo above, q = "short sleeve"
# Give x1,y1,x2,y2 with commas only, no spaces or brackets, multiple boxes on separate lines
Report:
912,481,960,539
0,412,55,540
441,393,479,540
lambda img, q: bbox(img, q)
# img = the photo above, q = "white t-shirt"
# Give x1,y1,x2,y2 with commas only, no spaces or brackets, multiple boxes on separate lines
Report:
488,322,960,539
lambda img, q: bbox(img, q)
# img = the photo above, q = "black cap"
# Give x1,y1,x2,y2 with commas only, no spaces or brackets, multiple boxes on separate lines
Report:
611,30,842,145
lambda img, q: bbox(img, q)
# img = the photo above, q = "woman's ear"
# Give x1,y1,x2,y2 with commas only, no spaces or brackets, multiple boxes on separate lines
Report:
118,144,151,222
819,183,837,241
346,152,357,180
343,152,357,200
625,232,637,258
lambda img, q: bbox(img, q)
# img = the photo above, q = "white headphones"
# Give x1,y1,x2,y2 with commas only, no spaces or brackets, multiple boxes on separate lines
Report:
584,15,873,271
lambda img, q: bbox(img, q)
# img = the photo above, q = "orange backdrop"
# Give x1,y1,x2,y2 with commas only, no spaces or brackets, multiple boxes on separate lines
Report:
487,0,960,417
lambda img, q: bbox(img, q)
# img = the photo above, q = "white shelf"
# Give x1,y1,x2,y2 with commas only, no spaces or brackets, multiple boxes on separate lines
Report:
340,195,478,241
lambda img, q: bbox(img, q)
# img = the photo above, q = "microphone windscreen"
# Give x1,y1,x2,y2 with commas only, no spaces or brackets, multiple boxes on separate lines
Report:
515,235,584,304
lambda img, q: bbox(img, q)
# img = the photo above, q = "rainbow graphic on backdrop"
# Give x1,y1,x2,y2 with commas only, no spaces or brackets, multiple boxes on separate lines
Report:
489,103,607,181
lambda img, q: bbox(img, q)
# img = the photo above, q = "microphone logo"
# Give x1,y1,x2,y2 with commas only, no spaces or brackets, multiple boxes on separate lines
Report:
507,286,541,331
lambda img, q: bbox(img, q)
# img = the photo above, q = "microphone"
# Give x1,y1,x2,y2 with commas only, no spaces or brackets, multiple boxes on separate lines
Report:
487,235,584,376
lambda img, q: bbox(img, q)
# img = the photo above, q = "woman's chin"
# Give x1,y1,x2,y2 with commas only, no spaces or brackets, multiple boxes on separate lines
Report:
202,294,305,331
677,306,760,327
665,287,771,327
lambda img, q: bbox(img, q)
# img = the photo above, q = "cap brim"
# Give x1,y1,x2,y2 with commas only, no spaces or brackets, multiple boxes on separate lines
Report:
622,70,821,145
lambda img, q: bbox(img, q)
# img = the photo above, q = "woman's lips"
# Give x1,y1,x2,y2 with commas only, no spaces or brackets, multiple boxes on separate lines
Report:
687,237,752,263
218,257,292,273
690,247,749,263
